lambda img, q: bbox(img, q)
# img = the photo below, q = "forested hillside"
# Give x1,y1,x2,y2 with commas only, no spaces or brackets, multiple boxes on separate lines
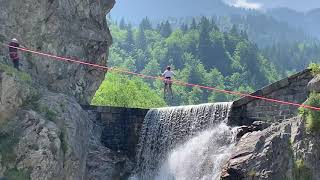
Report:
93,17,282,107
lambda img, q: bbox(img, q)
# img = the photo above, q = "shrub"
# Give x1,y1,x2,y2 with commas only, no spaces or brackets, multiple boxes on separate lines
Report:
59,128,69,155
4,168,31,180
0,120,22,168
293,159,312,180
0,131,18,165
299,92,320,132
308,63,320,76
39,106,57,122
0,63,32,83
21,89,41,110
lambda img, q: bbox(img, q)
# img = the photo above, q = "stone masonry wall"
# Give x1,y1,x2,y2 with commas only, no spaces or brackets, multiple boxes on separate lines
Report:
229,69,313,126
82,105,149,159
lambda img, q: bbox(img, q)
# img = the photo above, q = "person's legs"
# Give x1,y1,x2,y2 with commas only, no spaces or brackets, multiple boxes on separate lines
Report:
13,59,20,71
169,84,173,98
164,83,168,99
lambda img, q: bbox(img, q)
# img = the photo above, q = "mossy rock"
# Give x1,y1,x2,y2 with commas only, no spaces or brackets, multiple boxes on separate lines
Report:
0,63,31,83
293,159,312,180
299,92,320,132
4,168,31,180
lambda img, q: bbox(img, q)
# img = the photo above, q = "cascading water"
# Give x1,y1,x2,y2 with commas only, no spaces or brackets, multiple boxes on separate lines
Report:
132,103,236,180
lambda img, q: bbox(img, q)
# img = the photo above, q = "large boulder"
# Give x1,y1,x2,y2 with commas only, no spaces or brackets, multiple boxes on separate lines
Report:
0,0,115,104
0,69,32,121
307,74,320,93
221,117,320,180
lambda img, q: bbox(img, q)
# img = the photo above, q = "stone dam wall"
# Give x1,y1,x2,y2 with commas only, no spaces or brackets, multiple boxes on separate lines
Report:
229,69,313,126
82,105,149,159
83,69,314,159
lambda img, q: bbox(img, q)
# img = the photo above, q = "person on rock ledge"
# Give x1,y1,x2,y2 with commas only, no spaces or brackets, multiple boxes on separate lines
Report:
8,38,21,71
162,66,175,100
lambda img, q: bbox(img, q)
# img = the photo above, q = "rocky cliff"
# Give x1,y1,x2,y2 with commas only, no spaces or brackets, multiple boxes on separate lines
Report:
0,0,114,104
221,74,320,180
0,1,133,180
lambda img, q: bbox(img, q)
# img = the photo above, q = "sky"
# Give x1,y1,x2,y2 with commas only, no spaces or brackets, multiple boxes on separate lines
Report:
110,0,320,21
224,0,320,11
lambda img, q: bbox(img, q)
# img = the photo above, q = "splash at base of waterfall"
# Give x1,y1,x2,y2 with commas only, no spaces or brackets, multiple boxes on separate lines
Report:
155,123,236,180
131,123,236,180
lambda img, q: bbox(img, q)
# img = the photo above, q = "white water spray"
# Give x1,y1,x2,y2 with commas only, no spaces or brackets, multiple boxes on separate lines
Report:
133,103,236,180
155,123,236,180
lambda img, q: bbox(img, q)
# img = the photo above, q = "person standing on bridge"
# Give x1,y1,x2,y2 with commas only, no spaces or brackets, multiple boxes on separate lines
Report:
9,38,21,71
162,66,175,99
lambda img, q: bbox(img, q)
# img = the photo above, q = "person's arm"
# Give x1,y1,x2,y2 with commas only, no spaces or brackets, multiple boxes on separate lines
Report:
162,70,166,77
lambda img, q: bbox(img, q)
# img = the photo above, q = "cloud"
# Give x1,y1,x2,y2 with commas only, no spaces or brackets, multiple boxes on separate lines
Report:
225,0,263,9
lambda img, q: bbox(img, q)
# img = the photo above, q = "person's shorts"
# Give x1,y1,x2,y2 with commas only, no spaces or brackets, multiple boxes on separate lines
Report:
164,77,172,85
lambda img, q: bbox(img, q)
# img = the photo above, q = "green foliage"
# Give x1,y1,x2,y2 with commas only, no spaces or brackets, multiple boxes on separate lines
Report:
299,92,320,132
0,63,32,83
0,34,6,43
92,73,167,108
39,106,57,122
0,131,18,165
4,168,31,180
102,16,282,106
308,63,320,76
21,89,41,110
0,120,22,169
293,159,312,180
59,128,68,155
263,43,320,76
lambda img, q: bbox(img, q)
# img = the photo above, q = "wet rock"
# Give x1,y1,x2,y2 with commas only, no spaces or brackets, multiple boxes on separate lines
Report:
222,120,293,180
235,121,271,139
222,117,320,180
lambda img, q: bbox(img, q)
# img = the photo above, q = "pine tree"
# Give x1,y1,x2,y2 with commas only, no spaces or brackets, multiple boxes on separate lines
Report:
230,25,239,37
125,23,134,52
180,23,189,33
198,17,213,67
160,21,172,38
140,17,153,30
119,18,126,30
136,26,147,50
190,18,197,30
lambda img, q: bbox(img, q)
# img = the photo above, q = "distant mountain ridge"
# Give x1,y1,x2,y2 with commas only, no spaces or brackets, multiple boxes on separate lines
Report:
267,7,320,39
111,0,320,40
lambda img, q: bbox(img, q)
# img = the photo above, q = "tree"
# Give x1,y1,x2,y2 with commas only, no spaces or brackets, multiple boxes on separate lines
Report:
188,87,203,105
140,17,153,31
119,18,126,30
136,26,147,50
180,23,189,33
160,21,172,38
230,25,239,37
125,23,134,52
190,18,197,30
92,73,167,108
198,17,213,68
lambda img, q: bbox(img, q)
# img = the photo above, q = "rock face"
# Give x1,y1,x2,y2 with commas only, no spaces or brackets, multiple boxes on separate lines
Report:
0,0,115,104
0,69,131,180
308,74,320,93
222,117,320,180
0,1,130,179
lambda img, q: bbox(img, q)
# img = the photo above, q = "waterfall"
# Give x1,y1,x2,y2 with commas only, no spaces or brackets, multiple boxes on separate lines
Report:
133,103,236,180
